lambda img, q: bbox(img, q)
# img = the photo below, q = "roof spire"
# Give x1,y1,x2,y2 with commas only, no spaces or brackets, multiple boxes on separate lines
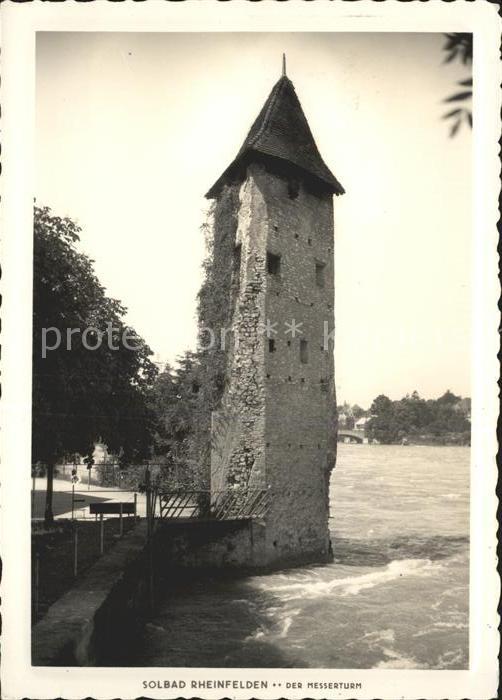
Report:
205,68,345,199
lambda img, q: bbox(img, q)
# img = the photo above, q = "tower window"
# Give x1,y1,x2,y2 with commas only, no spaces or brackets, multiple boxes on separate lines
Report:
300,339,309,364
268,339,276,353
267,252,281,276
315,262,326,288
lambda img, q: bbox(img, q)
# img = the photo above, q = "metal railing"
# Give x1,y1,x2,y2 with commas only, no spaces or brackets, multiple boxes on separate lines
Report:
157,488,269,521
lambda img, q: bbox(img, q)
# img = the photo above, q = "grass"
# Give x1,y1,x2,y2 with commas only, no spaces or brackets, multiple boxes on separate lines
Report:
31,517,137,625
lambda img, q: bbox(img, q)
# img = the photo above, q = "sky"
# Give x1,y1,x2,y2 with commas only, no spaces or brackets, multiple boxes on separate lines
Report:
36,32,472,408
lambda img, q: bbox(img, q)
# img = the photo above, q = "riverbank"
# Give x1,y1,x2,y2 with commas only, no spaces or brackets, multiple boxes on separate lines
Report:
380,439,469,447
136,444,469,668
32,518,137,625
404,433,470,446
32,520,150,666
32,444,469,669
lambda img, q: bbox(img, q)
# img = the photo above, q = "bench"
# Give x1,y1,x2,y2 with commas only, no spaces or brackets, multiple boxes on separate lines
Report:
89,501,136,516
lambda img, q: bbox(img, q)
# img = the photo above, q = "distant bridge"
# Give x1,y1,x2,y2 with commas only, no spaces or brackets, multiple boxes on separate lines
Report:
337,429,366,444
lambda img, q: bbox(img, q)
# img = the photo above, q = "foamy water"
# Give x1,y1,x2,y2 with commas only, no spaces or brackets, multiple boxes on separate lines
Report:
258,557,444,600
137,445,469,668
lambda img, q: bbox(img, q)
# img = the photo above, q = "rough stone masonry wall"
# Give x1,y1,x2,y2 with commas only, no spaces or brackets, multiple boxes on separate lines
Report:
261,166,337,564
211,169,268,495
210,163,337,567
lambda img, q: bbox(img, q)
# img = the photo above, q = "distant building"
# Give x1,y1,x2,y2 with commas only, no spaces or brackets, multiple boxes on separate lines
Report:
355,416,369,430
454,397,471,421
338,412,349,427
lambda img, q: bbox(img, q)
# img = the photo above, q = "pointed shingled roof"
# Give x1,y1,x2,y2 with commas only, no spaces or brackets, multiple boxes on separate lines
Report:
206,75,345,199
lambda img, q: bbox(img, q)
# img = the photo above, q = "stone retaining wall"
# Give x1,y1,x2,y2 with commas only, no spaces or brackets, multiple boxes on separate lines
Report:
32,515,328,666
32,521,149,666
154,518,265,571
32,519,260,666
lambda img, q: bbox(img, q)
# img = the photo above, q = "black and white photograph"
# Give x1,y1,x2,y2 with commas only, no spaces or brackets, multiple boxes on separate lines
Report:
1,3,499,699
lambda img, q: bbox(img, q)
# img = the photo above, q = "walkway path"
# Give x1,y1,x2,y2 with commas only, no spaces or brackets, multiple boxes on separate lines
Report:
32,476,147,520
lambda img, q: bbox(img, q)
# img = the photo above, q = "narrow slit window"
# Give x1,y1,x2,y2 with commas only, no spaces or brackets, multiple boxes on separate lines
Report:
300,339,309,364
267,252,281,276
315,261,326,288
268,338,276,353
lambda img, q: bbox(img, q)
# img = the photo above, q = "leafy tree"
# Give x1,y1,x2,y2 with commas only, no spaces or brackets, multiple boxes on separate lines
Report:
395,392,433,435
366,394,396,444
148,363,177,458
370,394,393,416
436,389,461,406
148,351,205,487
365,389,470,444
442,33,472,136
351,404,366,420
428,398,470,436
345,415,355,430
337,402,352,427
33,206,158,524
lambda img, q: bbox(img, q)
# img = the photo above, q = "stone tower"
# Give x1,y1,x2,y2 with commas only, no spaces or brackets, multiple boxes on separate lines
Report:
205,67,344,568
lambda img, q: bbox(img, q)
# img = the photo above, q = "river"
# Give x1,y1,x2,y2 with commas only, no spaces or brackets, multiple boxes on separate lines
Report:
137,445,469,669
